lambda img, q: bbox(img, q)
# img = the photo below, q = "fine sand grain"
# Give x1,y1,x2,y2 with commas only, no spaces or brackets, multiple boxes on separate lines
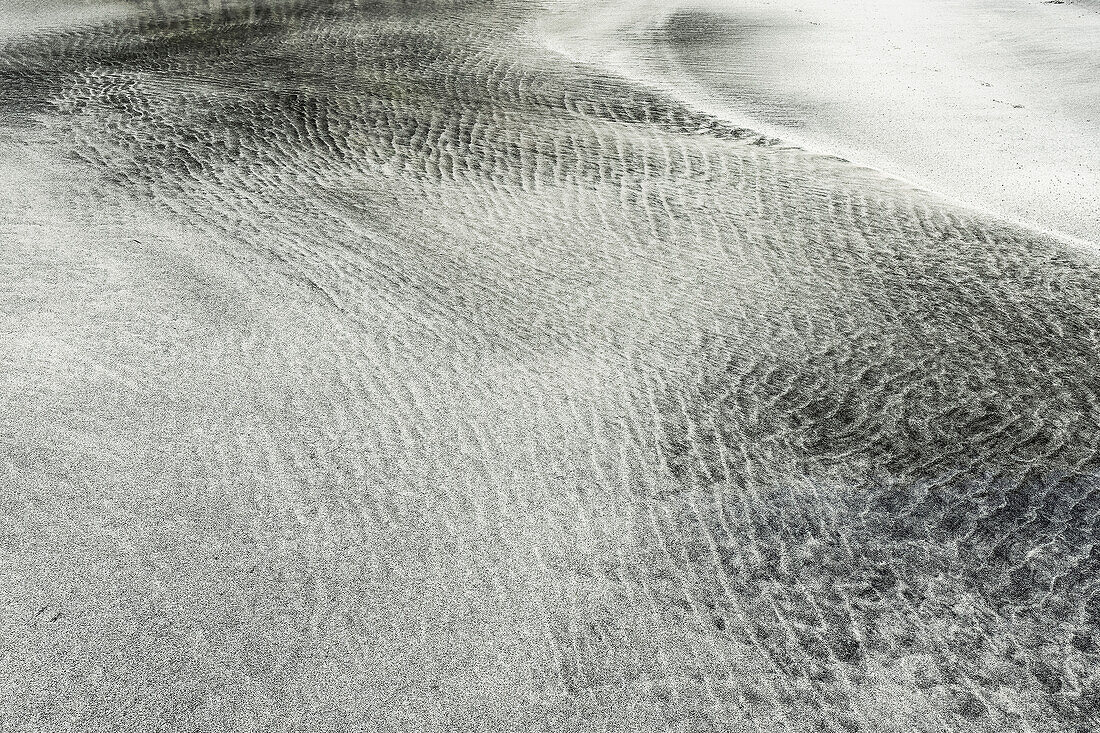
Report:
3,2,1100,731
535,0,1100,246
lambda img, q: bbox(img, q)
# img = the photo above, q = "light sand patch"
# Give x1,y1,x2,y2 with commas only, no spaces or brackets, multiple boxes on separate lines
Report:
0,0,131,42
533,0,1100,246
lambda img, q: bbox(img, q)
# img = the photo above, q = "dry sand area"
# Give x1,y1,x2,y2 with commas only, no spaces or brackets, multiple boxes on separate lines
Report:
1,1,1100,732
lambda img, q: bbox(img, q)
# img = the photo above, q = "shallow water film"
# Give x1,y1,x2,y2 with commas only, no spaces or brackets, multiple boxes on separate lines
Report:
2,1,1099,731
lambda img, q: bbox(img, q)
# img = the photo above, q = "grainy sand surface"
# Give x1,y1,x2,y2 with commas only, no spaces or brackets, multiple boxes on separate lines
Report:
2,2,1099,731
536,0,1100,246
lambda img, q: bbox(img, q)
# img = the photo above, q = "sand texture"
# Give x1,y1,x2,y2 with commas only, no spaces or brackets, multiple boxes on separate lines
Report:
537,0,1100,245
2,1,1099,731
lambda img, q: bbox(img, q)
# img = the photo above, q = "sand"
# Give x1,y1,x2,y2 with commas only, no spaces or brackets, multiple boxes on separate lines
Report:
0,0,128,42
534,0,1100,246
3,2,1100,731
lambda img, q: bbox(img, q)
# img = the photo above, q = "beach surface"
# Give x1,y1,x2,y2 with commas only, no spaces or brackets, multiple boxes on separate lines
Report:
2,2,1100,731
535,0,1100,246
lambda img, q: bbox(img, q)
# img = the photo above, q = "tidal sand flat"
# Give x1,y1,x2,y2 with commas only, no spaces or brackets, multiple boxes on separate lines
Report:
1,1,1099,731
537,0,1100,245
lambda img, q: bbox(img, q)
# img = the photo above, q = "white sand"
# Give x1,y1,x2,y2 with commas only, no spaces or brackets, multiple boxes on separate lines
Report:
534,0,1100,246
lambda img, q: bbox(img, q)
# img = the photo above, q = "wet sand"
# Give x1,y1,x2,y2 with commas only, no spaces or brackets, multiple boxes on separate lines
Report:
2,1,1100,731
536,0,1100,246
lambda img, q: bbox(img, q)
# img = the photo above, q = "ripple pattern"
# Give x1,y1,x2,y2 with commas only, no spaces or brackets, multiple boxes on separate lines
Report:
1,1,1098,731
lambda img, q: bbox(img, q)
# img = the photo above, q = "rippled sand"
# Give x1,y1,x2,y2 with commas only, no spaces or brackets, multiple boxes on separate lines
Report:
2,2,1099,731
538,0,1100,246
